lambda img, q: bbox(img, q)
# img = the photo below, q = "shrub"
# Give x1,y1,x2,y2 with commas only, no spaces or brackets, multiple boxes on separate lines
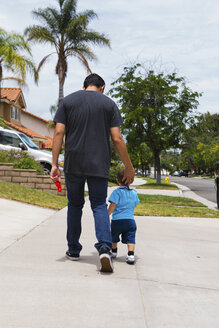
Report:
109,163,123,183
0,150,43,174
0,117,9,129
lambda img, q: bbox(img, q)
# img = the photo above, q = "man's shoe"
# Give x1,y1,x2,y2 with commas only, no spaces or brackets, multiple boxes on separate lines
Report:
66,251,80,261
126,254,135,265
99,247,114,272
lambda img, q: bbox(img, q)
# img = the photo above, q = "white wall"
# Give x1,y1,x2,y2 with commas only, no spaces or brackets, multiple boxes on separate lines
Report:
21,112,55,138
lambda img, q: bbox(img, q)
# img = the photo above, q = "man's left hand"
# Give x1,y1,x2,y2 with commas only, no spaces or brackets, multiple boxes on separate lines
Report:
50,165,61,183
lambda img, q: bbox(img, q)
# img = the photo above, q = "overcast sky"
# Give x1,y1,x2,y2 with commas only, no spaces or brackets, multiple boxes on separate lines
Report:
1,0,219,119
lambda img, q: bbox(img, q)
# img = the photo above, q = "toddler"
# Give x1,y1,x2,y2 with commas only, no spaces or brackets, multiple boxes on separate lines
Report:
108,168,140,264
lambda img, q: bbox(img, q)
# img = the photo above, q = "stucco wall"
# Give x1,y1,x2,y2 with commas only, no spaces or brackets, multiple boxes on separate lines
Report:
0,103,3,117
21,112,55,138
0,103,11,121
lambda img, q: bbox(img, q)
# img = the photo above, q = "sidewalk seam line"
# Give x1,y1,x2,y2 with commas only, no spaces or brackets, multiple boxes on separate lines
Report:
0,211,58,255
135,263,150,328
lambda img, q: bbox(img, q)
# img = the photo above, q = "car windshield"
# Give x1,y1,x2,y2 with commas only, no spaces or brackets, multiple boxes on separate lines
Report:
19,133,40,149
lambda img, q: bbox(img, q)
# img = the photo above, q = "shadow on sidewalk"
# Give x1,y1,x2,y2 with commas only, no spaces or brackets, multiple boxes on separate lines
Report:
56,252,115,274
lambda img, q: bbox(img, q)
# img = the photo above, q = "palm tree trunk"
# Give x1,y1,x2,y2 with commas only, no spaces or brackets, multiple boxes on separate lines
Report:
58,77,64,103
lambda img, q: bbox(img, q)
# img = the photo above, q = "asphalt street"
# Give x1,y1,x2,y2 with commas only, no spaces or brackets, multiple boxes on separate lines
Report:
168,176,216,203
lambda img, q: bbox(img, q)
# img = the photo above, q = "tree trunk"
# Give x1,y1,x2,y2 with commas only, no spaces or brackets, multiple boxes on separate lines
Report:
58,77,64,103
154,163,156,179
154,151,161,184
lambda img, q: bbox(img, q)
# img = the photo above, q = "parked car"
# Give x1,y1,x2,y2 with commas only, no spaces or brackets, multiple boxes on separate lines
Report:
0,127,64,175
172,171,180,176
179,170,189,177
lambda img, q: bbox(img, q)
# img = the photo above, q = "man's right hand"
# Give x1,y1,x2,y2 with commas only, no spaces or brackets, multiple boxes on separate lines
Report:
50,165,61,183
122,166,135,185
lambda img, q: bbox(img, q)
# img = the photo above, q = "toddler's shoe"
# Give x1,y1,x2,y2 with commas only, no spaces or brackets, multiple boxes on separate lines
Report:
66,251,80,261
126,254,135,265
111,249,117,258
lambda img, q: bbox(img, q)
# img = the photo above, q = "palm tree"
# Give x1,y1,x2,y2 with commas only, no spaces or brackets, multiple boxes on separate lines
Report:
25,0,111,102
0,28,38,99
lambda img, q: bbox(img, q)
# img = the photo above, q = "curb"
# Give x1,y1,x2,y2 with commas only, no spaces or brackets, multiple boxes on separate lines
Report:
173,182,218,211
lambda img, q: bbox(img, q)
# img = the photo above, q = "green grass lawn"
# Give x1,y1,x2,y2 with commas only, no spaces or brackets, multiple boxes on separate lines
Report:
108,181,117,187
135,194,219,218
1,180,218,218
136,177,178,190
0,180,69,210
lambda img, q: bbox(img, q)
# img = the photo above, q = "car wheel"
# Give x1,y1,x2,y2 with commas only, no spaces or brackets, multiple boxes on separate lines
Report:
42,163,51,175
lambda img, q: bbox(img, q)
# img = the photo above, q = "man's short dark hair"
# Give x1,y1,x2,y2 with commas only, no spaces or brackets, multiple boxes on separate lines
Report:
83,73,105,89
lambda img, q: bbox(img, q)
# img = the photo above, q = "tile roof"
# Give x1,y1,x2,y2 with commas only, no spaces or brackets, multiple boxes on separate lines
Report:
1,88,49,123
5,121,54,148
1,88,22,102
5,121,47,140
44,136,53,149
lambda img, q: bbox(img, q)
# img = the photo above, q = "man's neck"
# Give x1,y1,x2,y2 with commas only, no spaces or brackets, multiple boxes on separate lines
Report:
86,86,98,91
84,85,104,93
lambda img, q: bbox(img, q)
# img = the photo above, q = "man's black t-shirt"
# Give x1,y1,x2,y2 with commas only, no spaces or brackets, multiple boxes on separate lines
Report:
54,90,123,178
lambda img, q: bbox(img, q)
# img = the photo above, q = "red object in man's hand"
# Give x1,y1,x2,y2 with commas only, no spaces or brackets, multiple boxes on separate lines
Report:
55,181,62,192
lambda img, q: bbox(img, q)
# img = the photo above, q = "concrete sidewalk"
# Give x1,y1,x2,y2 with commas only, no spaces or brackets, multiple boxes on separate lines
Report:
1,183,219,327
0,179,219,328
0,198,56,252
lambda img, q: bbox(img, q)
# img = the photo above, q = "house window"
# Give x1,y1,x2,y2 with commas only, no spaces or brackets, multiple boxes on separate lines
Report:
11,106,19,120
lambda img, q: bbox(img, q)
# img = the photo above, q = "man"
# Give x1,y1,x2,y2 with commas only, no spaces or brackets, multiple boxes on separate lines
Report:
50,73,135,273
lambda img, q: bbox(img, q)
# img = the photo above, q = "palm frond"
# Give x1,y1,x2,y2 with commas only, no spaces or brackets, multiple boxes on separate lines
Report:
62,0,77,17
37,53,56,73
74,51,92,73
66,44,96,61
0,29,38,85
82,31,111,47
65,11,96,36
25,26,57,47
58,0,65,9
77,10,97,27
0,32,32,56
0,76,26,85
46,7,62,32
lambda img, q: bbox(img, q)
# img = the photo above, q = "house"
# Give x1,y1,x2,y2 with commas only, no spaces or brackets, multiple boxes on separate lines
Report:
0,87,54,148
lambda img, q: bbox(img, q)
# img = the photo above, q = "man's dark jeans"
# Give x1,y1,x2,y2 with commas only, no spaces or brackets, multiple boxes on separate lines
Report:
65,173,112,254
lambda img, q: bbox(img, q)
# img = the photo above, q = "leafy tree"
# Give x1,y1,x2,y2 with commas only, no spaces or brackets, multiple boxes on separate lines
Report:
110,64,201,183
127,135,153,176
193,112,219,142
193,140,219,176
161,150,180,174
0,27,38,98
180,112,219,174
25,0,110,102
